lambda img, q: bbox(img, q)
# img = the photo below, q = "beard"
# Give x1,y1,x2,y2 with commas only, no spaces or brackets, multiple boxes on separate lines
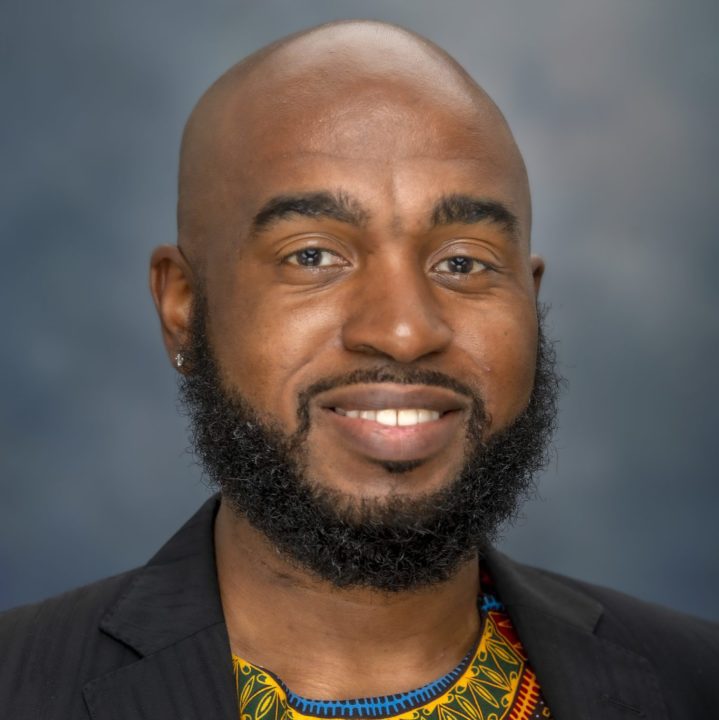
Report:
179,296,561,592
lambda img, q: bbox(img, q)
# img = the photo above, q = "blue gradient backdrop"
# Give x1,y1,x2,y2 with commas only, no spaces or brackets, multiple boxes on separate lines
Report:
2,1,717,620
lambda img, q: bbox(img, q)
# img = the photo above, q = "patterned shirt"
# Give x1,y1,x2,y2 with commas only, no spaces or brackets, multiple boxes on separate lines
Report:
232,572,553,720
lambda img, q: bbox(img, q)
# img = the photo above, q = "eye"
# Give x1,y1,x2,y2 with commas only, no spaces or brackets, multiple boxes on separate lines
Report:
285,248,345,268
434,256,488,275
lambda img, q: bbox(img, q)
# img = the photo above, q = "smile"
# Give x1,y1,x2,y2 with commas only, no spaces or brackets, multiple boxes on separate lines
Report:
333,408,441,426
314,383,470,464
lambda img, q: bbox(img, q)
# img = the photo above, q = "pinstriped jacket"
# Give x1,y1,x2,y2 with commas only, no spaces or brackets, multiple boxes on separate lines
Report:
2,496,718,719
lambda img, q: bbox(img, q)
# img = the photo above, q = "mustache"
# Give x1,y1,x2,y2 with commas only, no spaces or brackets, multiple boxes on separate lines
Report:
295,365,487,435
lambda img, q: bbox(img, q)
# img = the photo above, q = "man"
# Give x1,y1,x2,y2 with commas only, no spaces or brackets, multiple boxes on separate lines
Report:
1,20,717,720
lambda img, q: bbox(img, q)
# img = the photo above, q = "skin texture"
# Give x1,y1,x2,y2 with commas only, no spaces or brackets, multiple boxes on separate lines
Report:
150,21,544,700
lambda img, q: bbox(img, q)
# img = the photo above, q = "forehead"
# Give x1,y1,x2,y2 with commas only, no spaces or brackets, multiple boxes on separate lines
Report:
229,97,525,225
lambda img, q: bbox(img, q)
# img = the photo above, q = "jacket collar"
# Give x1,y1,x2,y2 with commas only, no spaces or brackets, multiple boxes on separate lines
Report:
83,496,238,719
97,495,224,656
484,546,669,720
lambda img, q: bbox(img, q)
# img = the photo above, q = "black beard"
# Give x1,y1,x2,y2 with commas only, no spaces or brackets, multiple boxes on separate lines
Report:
179,297,560,592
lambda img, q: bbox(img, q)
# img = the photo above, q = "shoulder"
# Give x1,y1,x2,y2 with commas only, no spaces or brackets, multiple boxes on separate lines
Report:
0,570,142,717
522,563,719,711
1,567,135,624
538,566,719,650
0,498,222,718
488,548,719,650
0,568,139,649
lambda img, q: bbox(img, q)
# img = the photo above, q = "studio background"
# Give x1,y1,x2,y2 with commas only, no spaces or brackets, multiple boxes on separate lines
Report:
2,0,717,620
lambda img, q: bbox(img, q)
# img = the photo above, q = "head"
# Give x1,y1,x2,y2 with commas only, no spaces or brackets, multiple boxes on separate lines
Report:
150,21,560,590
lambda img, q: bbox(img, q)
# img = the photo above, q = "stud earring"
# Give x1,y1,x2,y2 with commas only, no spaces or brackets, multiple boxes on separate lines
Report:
175,353,184,368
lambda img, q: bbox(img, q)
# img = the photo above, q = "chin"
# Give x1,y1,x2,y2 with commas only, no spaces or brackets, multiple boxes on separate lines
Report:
307,457,464,510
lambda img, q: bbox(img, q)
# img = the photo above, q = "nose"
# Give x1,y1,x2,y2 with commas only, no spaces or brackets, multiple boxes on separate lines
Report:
341,255,453,363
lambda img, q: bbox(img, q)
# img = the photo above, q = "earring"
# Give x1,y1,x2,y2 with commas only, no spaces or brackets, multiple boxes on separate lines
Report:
175,353,184,368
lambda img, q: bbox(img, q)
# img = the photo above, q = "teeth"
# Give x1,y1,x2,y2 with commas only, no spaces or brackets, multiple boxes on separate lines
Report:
376,409,397,426
337,408,440,426
418,409,434,424
397,409,419,426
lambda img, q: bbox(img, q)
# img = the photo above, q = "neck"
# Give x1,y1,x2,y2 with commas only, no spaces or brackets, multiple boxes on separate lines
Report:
215,499,481,700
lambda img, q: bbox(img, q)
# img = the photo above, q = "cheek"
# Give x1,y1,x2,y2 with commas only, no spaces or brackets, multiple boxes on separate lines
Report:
456,302,538,431
207,276,343,419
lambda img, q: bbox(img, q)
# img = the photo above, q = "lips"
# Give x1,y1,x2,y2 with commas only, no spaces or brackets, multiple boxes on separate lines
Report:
314,383,470,464
318,383,468,414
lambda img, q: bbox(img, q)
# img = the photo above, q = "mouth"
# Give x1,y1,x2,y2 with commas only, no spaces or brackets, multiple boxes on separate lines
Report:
314,383,471,465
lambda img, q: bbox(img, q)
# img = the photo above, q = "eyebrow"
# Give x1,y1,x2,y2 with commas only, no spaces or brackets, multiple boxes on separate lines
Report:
430,194,519,239
248,190,519,241
250,191,369,236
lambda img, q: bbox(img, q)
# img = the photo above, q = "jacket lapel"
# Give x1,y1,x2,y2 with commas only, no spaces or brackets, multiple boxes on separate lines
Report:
484,548,670,720
83,497,238,720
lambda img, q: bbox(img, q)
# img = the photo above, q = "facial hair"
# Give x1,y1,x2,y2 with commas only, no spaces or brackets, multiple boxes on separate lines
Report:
179,297,561,592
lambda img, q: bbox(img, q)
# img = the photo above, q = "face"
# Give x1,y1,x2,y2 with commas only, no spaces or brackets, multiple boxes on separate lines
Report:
187,81,543,504
151,67,555,589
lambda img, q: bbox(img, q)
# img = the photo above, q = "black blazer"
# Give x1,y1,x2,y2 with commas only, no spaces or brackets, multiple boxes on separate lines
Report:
2,496,717,719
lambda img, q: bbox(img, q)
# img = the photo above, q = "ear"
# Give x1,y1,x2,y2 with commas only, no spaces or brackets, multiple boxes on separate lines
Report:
149,245,195,369
530,255,545,298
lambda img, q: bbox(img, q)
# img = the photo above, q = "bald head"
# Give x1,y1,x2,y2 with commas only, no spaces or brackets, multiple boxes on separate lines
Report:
177,21,530,264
